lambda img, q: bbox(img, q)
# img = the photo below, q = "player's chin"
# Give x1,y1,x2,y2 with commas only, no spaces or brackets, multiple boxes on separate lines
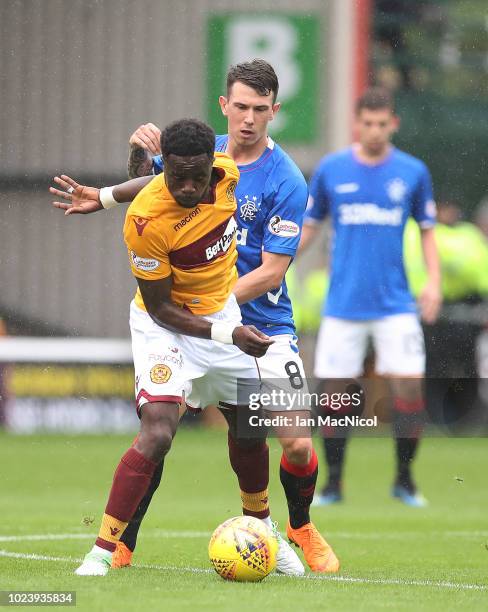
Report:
367,142,385,153
238,132,258,145
177,198,200,209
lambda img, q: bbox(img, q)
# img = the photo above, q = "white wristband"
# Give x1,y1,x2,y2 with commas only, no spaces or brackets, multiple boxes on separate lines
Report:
99,186,120,210
211,322,238,344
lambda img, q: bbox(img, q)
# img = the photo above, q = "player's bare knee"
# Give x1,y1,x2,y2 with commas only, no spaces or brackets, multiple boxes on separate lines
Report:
282,438,312,465
138,424,173,461
389,377,423,402
151,425,174,456
139,401,179,459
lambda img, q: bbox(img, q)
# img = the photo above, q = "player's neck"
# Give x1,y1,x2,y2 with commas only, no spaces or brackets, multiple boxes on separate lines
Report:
226,134,269,166
353,142,392,165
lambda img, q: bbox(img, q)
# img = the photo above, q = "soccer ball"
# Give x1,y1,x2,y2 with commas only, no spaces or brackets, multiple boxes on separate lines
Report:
208,516,278,582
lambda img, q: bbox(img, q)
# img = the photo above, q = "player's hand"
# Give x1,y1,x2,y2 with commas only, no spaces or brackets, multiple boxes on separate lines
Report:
233,325,274,358
418,280,442,324
129,123,162,155
50,175,102,215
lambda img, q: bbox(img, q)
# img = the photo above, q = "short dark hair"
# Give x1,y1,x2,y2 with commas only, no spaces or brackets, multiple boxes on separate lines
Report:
160,119,215,159
355,87,395,114
227,59,279,103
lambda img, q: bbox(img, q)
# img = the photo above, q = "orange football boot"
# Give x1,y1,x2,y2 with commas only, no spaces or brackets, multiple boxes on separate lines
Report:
111,541,133,568
287,521,340,573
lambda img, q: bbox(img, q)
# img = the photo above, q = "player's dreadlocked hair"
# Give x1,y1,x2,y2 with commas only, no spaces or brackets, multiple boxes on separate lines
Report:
355,87,395,114
160,119,215,160
227,59,279,103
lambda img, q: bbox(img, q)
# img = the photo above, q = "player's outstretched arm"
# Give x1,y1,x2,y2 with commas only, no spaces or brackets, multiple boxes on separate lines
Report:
418,226,442,323
50,175,101,215
128,123,161,179
137,277,273,358
50,174,154,215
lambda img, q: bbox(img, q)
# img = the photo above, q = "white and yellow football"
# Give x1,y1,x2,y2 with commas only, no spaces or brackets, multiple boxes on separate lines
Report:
208,516,278,582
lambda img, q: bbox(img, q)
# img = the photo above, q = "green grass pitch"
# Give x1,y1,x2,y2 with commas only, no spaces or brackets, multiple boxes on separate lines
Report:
0,429,486,611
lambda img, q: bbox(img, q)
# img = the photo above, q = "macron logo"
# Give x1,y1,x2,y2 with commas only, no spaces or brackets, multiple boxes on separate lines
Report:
339,203,403,226
174,207,201,232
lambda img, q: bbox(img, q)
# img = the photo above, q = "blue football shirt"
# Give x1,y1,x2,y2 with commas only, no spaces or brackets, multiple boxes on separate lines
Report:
305,146,436,319
153,135,308,335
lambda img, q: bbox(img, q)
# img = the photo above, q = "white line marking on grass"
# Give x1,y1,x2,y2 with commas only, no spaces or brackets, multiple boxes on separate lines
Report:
445,531,488,537
301,574,488,591
0,531,210,543
0,534,94,543
0,550,81,563
0,550,214,575
2,529,486,543
0,549,486,591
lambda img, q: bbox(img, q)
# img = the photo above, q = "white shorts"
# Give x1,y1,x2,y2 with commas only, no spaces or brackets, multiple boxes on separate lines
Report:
130,295,259,414
256,334,310,411
314,314,425,378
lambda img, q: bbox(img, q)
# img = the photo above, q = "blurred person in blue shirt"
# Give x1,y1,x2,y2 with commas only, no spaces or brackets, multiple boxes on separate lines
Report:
299,87,442,507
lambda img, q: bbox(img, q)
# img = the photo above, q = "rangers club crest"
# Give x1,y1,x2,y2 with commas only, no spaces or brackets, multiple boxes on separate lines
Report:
239,195,261,222
386,178,407,203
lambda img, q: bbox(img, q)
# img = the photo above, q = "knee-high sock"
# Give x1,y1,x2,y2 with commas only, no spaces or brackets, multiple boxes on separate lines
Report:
96,447,157,552
119,458,165,552
393,397,425,488
280,449,318,529
323,436,347,489
321,417,351,490
228,432,270,520
320,388,356,490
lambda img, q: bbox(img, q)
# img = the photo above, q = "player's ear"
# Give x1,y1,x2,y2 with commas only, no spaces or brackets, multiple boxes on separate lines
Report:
271,102,281,119
392,114,400,133
219,96,228,117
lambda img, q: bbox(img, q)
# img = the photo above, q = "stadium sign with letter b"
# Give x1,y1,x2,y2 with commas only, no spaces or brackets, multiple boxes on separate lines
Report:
207,13,320,144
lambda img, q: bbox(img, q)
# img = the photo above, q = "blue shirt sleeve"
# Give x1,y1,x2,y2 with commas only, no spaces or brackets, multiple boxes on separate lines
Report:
411,162,436,227
304,160,330,223
263,174,308,257
152,155,163,174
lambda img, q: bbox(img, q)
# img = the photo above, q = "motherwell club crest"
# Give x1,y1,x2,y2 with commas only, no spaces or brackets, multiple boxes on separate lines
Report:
150,364,172,384
226,180,237,202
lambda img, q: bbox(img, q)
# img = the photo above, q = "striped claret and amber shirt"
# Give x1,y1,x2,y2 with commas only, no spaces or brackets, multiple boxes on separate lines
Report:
124,152,239,315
